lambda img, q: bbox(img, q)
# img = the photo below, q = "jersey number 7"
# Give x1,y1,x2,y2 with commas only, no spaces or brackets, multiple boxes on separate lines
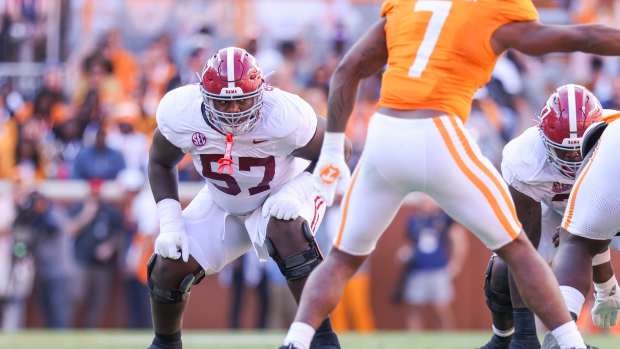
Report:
408,0,452,78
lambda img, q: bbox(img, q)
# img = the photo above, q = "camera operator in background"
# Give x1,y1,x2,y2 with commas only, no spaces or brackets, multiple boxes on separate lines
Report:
1,174,69,330
18,188,71,329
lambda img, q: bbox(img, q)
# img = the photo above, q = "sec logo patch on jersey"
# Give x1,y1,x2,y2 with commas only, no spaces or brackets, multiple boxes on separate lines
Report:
192,132,207,146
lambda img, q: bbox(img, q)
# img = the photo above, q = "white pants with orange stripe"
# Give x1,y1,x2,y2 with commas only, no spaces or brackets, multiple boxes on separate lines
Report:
182,185,326,275
334,113,521,255
561,120,620,240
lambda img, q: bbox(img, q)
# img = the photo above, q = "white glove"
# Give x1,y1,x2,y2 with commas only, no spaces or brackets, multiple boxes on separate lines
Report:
155,199,189,262
262,172,317,220
312,132,351,206
592,284,620,329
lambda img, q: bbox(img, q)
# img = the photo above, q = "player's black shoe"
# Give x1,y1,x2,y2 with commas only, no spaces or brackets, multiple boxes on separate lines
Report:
147,338,182,349
147,343,181,349
278,320,340,349
309,330,341,349
478,334,512,349
147,344,181,349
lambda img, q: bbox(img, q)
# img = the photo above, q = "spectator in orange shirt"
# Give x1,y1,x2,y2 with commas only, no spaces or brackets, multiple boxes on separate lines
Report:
100,30,139,97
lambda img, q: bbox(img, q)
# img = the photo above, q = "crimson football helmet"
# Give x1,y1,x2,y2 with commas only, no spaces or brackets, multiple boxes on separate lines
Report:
200,47,264,134
538,84,602,177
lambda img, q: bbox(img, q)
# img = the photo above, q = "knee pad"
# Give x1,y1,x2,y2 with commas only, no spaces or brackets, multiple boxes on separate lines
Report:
266,221,323,281
147,254,206,304
484,255,512,314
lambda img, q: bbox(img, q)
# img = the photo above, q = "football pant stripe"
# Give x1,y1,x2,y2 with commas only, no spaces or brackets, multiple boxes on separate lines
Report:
447,116,521,228
603,112,620,124
562,145,599,230
433,117,520,240
334,164,361,249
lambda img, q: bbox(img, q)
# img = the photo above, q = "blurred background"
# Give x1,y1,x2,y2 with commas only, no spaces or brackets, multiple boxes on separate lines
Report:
0,0,619,337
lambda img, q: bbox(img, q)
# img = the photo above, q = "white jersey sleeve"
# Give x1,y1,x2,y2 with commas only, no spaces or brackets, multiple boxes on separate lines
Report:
501,127,551,202
155,85,202,153
260,88,318,156
501,126,575,215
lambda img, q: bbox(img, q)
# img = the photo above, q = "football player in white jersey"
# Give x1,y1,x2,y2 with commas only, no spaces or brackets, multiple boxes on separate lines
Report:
541,107,620,349
480,85,619,349
145,47,347,349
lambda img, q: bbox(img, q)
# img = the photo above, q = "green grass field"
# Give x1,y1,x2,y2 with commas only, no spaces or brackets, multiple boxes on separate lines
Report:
1,331,618,349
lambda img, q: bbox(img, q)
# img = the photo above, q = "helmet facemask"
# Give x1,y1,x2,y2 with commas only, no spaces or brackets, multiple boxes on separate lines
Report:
540,131,583,178
200,84,264,135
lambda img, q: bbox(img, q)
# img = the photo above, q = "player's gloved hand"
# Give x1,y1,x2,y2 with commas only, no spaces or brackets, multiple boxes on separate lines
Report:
155,198,189,262
592,284,620,328
262,172,317,220
312,132,351,206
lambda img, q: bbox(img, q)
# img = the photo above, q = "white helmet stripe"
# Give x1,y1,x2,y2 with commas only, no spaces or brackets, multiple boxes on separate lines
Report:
567,84,578,138
227,47,235,89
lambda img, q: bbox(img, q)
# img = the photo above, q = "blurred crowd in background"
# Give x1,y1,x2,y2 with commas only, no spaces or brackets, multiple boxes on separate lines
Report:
0,0,619,333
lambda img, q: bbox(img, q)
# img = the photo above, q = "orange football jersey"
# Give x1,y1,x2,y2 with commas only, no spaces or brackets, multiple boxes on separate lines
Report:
378,0,538,121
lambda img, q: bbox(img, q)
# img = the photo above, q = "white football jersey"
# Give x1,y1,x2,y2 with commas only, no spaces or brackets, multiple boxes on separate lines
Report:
156,84,317,215
501,126,574,215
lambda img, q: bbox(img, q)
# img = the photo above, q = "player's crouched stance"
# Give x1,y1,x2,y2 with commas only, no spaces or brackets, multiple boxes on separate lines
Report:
479,85,618,349
146,47,346,349
541,111,620,349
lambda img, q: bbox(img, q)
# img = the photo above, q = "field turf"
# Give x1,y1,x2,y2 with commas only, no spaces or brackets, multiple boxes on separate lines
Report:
1,331,618,349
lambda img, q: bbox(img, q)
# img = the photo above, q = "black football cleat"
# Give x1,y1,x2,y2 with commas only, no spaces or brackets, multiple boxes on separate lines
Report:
147,339,181,349
147,344,181,349
278,345,300,349
478,334,511,349
309,330,341,349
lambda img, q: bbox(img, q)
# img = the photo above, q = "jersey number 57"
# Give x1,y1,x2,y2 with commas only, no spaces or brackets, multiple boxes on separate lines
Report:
200,154,275,196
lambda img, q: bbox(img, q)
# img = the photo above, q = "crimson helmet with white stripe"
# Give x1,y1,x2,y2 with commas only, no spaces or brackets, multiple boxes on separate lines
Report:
538,84,602,177
200,47,264,134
